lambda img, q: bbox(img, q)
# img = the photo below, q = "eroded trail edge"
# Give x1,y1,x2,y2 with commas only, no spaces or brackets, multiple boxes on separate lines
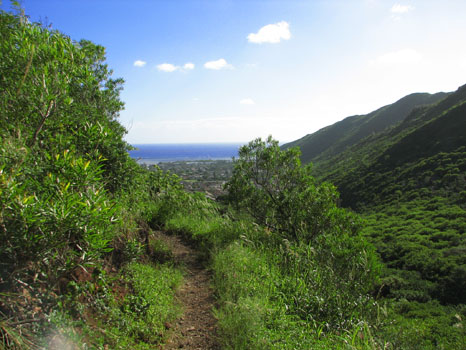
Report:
159,232,220,350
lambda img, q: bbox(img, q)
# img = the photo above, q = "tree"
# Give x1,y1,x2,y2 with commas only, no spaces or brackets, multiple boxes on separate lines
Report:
0,9,132,282
225,136,360,242
225,137,381,329
0,11,131,193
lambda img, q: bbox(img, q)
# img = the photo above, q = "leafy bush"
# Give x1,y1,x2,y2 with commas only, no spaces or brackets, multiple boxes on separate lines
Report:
0,142,117,284
0,8,132,194
226,136,348,242
208,136,382,346
0,9,186,349
225,137,380,300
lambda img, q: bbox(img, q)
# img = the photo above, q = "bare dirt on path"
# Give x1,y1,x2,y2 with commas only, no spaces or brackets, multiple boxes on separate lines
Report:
157,232,221,350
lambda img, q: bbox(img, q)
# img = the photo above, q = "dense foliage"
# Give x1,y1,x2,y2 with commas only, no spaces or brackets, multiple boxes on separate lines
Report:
0,8,129,283
221,137,382,342
312,92,466,305
0,9,186,349
284,82,466,348
226,136,358,242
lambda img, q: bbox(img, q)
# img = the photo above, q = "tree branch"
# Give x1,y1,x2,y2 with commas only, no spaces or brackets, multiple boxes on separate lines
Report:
30,99,54,146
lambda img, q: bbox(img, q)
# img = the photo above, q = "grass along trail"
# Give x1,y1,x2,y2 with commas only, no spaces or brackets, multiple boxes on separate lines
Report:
158,232,220,350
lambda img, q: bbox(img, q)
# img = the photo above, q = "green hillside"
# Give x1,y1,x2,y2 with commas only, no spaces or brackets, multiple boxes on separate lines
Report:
304,85,466,205
283,92,448,164
284,84,466,346
337,93,466,208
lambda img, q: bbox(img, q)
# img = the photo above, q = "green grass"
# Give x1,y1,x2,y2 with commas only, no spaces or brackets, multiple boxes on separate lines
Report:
211,240,389,349
212,241,318,349
166,197,381,349
162,193,466,350
60,261,183,350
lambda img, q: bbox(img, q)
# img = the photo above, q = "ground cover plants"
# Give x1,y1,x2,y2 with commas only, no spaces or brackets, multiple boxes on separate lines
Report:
163,136,465,349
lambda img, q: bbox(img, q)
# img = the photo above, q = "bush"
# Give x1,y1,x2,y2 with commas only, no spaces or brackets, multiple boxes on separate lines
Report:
0,143,117,283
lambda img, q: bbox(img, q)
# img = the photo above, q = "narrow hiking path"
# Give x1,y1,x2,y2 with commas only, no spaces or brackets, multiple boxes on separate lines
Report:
158,232,220,350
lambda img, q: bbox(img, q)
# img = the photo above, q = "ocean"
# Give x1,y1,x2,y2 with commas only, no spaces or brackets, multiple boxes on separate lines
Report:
129,143,242,164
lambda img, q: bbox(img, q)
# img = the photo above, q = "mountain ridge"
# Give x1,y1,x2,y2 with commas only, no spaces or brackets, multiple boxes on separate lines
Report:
283,91,449,164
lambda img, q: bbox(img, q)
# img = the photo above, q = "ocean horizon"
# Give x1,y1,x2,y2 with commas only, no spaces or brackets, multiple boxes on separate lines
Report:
129,143,242,164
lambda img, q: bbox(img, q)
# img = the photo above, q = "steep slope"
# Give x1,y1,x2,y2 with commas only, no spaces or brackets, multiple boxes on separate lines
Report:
310,84,466,207
285,84,466,306
283,92,448,164
337,97,466,206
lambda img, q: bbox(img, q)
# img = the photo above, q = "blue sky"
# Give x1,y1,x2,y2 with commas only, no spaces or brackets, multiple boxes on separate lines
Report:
2,0,466,144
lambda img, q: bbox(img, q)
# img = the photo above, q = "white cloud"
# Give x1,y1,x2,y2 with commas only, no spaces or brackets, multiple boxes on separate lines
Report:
156,62,195,72
247,21,291,44
157,63,179,72
133,60,146,67
204,58,233,70
391,4,414,14
183,62,195,70
240,98,255,105
374,49,422,65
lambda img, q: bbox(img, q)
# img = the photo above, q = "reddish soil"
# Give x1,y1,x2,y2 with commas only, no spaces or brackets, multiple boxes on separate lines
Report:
158,233,221,350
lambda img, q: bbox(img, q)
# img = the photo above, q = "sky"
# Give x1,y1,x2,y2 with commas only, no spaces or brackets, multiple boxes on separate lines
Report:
2,0,466,144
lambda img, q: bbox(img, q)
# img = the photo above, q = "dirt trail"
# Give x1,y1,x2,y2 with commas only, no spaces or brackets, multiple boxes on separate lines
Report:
159,232,220,350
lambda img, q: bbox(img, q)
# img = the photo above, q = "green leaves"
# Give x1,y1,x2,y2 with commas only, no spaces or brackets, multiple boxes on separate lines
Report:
226,136,356,242
222,137,382,334
0,9,196,349
0,141,117,281
0,9,140,281
0,10,131,193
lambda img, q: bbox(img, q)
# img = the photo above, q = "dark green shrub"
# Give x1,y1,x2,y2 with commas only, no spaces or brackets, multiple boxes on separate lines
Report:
0,145,117,283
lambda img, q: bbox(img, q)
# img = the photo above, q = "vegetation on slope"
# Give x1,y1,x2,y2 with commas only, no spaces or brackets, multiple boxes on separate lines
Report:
283,92,448,164
165,136,464,349
0,8,185,349
2,5,464,350
164,138,385,349
284,84,466,348
312,88,466,304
